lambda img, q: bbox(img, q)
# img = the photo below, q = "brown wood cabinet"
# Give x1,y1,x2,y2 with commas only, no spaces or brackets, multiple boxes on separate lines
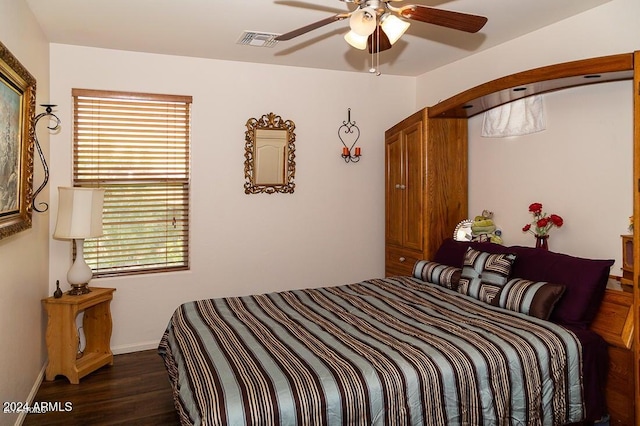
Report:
385,108,468,277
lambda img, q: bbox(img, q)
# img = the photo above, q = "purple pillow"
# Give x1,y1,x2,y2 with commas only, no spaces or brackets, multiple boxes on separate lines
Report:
434,238,614,328
515,249,613,328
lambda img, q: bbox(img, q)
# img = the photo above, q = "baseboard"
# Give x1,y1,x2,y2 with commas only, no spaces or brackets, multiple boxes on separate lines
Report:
112,340,159,355
14,363,46,426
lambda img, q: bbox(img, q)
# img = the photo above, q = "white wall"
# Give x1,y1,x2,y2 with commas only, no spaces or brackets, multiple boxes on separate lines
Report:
0,1,50,425
416,0,638,273
48,44,416,353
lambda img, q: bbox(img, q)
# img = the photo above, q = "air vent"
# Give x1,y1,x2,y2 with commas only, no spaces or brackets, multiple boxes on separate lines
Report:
237,31,279,48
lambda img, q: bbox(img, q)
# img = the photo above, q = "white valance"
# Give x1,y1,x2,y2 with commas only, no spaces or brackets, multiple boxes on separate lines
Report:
481,95,546,138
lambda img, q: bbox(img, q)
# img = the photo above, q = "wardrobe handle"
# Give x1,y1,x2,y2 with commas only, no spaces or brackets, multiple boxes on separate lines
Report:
400,184,406,190
399,257,406,262
395,184,400,189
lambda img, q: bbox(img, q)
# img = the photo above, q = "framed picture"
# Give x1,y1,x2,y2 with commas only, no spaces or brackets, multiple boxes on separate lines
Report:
0,41,36,240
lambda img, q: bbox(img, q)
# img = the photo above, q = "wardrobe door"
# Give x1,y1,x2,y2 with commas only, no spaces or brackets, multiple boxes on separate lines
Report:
385,131,403,248
402,121,424,252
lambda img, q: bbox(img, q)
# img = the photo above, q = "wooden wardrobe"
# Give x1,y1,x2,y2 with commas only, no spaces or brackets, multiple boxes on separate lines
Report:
384,52,640,425
384,109,467,277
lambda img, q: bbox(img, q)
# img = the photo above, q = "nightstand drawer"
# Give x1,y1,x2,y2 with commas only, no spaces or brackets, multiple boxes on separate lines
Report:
386,246,421,277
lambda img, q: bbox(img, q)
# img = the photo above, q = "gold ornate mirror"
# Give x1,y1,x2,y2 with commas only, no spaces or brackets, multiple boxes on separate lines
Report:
244,113,296,194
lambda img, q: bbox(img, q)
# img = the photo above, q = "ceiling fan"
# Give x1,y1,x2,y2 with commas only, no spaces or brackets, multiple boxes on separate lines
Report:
275,0,488,54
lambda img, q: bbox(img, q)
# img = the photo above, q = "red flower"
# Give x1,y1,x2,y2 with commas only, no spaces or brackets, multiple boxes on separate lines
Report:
523,202,564,237
549,214,564,227
528,203,543,214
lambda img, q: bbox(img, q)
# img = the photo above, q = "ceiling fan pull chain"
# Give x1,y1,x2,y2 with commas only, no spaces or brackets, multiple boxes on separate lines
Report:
376,28,381,76
369,35,375,74
371,23,381,76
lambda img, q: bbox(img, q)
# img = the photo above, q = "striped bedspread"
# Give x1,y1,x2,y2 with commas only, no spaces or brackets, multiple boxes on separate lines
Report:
158,276,584,425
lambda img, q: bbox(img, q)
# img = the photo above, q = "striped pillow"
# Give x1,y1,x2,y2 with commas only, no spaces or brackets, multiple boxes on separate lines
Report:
458,247,516,304
413,260,461,290
492,278,566,320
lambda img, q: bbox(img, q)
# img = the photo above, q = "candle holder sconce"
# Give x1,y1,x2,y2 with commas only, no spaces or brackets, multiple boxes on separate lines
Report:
338,108,361,163
32,104,61,213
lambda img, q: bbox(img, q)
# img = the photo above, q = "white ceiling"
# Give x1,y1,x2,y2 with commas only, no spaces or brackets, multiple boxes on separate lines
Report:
26,0,612,77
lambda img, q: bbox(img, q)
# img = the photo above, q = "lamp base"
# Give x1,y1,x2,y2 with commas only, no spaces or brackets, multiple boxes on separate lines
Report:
67,283,91,296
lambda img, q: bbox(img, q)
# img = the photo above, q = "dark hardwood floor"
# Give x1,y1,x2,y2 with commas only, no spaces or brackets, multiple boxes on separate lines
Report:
24,350,180,425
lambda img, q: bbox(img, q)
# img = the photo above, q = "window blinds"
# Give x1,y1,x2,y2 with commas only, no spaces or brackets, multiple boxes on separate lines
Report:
72,89,191,276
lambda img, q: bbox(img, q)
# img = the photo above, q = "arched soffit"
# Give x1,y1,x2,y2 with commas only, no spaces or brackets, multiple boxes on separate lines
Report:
428,53,634,119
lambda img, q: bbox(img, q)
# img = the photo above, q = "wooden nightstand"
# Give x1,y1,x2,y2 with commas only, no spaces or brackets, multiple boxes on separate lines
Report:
42,287,116,384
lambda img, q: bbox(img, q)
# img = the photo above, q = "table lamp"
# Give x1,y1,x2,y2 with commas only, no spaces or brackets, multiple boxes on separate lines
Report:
53,187,105,295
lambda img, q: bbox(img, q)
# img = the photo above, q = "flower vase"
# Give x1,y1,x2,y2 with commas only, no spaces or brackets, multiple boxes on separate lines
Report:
535,235,549,250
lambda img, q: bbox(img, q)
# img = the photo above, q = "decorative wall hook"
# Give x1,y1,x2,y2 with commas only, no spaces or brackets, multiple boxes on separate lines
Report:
32,104,61,213
338,108,362,163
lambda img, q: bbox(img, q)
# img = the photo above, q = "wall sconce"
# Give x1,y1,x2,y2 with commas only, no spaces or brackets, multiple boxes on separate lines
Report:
338,108,362,163
53,187,105,295
32,104,61,212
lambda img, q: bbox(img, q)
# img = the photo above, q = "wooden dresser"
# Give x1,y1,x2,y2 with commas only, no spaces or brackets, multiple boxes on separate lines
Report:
384,108,468,277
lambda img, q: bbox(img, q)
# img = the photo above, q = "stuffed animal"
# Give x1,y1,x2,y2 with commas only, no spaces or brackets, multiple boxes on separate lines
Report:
471,210,503,244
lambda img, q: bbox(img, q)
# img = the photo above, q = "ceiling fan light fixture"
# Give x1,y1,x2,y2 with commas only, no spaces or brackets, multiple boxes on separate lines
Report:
380,14,410,45
349,7,377,36
344,30,369,50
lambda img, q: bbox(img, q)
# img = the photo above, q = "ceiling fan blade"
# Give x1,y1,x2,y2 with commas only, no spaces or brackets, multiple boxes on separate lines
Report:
398,5,487,33
367,26,392,54
275,1,354,15
275,13,349,41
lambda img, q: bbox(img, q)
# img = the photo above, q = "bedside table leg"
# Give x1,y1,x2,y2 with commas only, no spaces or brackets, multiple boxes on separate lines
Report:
44,304,80,383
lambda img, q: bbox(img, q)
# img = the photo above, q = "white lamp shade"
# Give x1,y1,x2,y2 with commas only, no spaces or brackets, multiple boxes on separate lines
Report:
349,7,377,36
344,30,369,50
53,187,105,239
381,14,410,45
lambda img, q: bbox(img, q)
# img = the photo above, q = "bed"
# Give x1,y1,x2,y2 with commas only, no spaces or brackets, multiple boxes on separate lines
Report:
159,240,612,425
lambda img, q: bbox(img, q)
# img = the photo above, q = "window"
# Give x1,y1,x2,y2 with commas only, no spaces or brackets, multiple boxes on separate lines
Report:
72,89,191,277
